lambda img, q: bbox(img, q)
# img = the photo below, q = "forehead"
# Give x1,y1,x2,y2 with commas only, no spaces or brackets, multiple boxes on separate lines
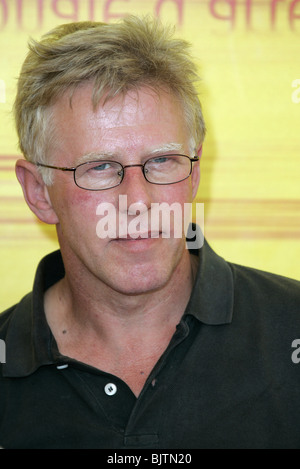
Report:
49,83,190,163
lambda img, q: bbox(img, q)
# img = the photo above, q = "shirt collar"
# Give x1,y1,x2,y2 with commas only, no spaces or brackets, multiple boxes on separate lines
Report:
2,251,64,378
186,239,234,325
2,240,233,378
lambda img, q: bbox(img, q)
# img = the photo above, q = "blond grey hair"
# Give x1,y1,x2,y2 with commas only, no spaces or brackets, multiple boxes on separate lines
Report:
14,15,206,184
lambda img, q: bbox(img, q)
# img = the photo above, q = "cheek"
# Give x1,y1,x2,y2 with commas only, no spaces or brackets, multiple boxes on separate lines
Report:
162,180,193,204
50,185,102,229
155,182,193,233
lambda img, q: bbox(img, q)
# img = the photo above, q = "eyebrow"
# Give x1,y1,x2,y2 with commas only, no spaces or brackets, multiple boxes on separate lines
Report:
76,143,185,165
148,143,185,155
76,151,116,165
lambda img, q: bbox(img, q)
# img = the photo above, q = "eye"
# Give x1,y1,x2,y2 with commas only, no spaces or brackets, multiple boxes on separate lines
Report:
77,161,121,180
91,162,112,171
151,156,169,164
146,155,177,170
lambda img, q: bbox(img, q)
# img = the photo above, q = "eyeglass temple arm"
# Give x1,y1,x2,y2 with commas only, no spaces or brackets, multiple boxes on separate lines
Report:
36,163,75,171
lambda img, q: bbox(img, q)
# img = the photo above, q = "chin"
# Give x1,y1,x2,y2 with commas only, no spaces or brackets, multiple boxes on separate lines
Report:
94,237,187,295
106,264,173,296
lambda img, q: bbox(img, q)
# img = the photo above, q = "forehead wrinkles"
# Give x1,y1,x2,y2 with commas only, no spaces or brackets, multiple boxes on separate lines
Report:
49,85,190,165
92,84,186,129
90,94,164,130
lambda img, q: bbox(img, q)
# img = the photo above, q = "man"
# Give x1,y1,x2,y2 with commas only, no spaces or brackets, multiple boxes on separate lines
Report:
0,16,300,450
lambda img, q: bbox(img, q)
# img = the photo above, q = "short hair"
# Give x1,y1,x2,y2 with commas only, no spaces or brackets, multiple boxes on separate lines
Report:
14,15,206,184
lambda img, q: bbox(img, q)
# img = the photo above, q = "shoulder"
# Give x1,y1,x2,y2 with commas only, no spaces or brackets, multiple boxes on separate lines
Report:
228,261,300,319
0,305,16,339
229,261,300,294
0,293,32,340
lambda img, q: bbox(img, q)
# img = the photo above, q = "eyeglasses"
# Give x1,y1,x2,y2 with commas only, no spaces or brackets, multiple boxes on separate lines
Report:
36,154,199,191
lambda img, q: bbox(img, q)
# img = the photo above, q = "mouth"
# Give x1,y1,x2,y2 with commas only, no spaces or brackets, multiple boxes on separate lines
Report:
114,230,163,242
117,231,162,240
111,231,163,251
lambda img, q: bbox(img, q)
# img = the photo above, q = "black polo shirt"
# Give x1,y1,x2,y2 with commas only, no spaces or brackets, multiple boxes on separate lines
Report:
1,240,300,449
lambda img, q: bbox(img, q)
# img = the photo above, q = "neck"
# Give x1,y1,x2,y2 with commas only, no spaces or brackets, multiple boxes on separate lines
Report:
44,249,198,396
45,249,197,340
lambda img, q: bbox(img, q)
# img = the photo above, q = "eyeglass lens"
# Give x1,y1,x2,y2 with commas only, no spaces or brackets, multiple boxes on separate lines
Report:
74,155,192,190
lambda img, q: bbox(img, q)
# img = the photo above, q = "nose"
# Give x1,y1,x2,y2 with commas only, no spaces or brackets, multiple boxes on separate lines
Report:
118,165,152,214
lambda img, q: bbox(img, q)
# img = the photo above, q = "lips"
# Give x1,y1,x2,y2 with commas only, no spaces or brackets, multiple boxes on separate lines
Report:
110,232,164,253
115,230,162,240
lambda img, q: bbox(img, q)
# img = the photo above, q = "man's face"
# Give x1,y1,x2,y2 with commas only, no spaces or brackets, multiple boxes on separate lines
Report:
45,83,200,295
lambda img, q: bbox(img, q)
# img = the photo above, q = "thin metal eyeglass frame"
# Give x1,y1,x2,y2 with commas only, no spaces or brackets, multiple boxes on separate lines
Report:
36,154,200,191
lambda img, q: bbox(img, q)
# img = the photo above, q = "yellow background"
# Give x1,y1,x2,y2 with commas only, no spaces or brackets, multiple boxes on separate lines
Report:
0,0,300,311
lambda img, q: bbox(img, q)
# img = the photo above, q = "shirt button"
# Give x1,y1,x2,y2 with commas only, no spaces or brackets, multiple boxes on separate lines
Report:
56,364,69,370
104,383,117,396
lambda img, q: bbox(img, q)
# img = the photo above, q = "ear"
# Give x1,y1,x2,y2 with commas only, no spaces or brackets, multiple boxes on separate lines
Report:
15,159,59,225
191,144,202,200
